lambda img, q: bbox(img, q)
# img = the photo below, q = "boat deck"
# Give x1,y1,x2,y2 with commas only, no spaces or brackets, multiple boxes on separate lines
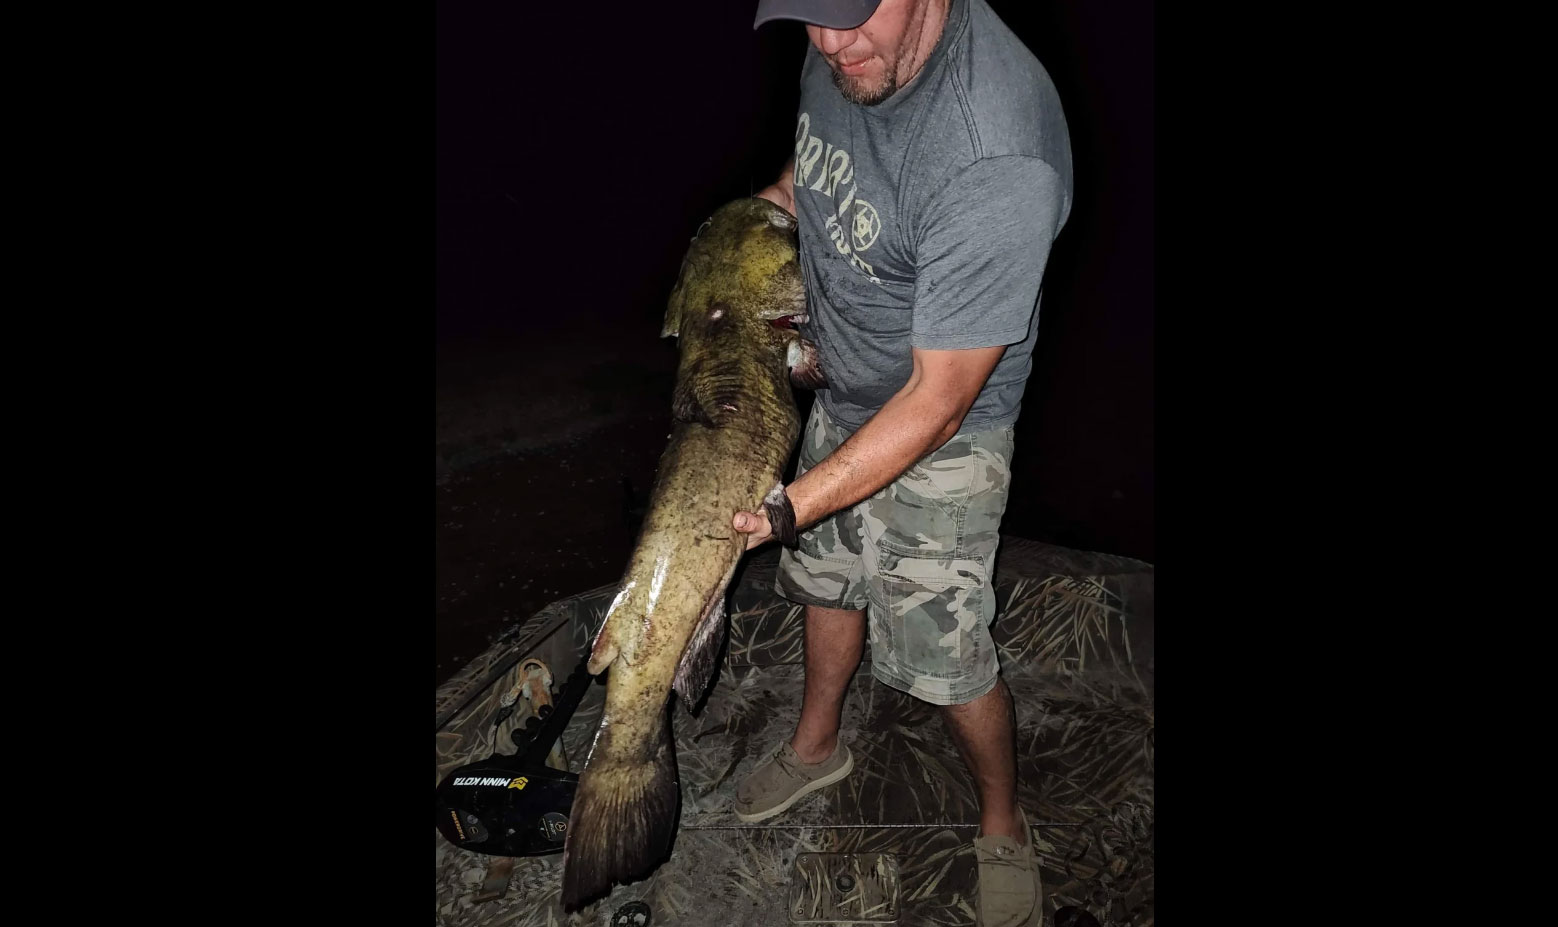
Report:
436,538,1154,926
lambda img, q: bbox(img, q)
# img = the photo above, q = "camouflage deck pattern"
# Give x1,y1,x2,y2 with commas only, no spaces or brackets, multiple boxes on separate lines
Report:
436,536,1154,926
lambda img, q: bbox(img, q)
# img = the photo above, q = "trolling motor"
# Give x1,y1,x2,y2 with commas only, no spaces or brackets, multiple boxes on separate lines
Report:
435,658,596,856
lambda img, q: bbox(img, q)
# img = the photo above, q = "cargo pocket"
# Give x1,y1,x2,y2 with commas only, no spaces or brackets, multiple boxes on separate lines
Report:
873,540,988,680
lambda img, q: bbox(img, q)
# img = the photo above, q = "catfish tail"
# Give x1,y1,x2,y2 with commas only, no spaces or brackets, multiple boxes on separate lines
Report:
560,703,679,910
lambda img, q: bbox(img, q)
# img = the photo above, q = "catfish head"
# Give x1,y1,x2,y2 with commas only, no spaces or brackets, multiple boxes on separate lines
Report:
663,198,826,390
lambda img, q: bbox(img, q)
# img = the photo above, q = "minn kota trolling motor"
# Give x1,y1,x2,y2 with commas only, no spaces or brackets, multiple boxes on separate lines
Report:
435,658,597,856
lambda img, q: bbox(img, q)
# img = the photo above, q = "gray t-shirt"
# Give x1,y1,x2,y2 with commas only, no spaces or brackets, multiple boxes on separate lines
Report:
790,0,1073,431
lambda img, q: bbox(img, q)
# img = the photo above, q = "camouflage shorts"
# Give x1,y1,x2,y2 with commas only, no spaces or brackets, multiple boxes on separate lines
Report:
775,402,1015,706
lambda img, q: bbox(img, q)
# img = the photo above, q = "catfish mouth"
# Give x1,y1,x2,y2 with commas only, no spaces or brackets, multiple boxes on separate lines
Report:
769,313,809,331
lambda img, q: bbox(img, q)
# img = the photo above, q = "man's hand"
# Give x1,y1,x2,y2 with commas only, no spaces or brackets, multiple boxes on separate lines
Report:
755,159,796,216
732,509,774,550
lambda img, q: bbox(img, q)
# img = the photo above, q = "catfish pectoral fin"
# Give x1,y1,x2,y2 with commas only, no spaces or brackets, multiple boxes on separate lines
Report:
787,337,828,389
671,377,739,427
671,387,718,427
560,707,679,910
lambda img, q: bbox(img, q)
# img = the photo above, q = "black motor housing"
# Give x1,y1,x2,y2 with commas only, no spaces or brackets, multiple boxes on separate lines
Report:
435,754,579,856
435,660,595,856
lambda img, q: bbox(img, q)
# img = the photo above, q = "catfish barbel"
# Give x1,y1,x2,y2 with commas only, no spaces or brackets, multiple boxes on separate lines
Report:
561,197,824,909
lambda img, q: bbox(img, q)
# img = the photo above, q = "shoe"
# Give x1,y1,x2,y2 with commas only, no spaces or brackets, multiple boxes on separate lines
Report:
731,740,854,823
974,807,1043,927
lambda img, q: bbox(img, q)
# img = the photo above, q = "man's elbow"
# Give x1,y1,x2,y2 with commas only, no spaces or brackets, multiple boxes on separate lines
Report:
919,393,974,447
905,347,1003,446
935,411,969,446
896,376,975,440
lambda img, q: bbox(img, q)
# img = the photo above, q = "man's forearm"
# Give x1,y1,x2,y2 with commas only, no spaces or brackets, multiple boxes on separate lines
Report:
786,383,967,532
756,159,796,215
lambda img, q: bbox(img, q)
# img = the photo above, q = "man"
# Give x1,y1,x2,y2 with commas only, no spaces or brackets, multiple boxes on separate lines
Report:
731,1,1073,924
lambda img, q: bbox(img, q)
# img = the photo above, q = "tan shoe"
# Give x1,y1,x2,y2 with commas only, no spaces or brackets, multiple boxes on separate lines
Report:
731,741,854,823
974,807,1043,927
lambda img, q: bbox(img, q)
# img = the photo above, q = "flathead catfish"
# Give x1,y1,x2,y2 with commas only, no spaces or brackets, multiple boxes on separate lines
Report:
561,197,824,909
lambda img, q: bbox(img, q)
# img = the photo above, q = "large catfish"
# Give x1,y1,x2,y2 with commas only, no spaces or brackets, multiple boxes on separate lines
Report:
561,197,824,908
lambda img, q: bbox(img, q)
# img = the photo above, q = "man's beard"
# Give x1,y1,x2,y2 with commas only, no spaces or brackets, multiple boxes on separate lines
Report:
831,66,899,106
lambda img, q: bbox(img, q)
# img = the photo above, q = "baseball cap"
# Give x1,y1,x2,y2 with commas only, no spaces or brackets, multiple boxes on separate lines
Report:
753,0,884,30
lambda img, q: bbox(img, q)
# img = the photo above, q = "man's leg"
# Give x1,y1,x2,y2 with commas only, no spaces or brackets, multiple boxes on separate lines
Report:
732,607,863,824
790,605,866,763
858,424,1037,925
941,678,1025,841
733,404,866,823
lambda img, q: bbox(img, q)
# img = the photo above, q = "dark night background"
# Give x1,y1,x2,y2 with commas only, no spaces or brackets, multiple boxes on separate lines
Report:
436,0,1153,686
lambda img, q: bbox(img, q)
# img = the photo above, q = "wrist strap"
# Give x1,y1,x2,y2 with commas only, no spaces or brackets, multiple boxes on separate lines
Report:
761,485,800,549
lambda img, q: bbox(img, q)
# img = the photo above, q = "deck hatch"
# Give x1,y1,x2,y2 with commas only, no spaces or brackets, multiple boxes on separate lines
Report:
788,852,900,923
